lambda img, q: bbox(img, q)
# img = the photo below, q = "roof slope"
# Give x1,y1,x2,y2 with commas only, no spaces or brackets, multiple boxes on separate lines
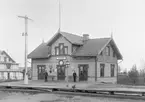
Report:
61,32,83,45
28,43,50,59
72,38,110,56
47,31,83,46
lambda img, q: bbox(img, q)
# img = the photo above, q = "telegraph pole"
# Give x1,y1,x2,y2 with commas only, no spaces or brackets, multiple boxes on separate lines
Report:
18,15,33,85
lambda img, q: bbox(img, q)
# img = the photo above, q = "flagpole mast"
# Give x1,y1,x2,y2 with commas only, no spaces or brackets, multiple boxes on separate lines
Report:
58,0,61,32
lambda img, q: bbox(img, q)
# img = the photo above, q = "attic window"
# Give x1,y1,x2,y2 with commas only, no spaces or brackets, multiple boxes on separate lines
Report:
106,46,110,56
113,51,115,57
4,57,7,62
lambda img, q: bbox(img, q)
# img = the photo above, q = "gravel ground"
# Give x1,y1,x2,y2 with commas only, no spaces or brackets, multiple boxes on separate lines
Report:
0,91,145,102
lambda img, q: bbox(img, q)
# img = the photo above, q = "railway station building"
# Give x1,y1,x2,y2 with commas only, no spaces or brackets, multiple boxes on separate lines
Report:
28,31,122,83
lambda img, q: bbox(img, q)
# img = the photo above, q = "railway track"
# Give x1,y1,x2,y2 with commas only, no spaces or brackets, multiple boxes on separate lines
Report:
0,85,145,100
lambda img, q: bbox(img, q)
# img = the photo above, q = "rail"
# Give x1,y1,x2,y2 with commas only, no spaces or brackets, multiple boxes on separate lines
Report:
0,85,145,100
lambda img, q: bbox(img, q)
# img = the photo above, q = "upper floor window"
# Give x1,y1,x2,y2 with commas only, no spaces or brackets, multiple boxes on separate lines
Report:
113,51,115,57
9,58,11,62
4,57,7,62
59,43,64,55
106,46,110,56
111,64,115,77
55,47,59,55
100,64,105,77
64,47,68,55
55,43,68,55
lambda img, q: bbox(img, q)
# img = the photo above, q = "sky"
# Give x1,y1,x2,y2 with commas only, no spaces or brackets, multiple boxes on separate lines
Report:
0,0,145,71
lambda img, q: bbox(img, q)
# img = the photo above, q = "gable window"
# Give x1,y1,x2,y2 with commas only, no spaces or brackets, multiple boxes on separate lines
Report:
100,64,105,77
55,43,68,55
111,64,115,77
59,43,64,55
55,47,59,55
64,47,68,55
4,57,7,62
113,51,115,57
106,46,110,56
9,58,11,62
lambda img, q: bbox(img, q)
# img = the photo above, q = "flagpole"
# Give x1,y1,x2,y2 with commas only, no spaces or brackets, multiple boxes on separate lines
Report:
58,0,61,32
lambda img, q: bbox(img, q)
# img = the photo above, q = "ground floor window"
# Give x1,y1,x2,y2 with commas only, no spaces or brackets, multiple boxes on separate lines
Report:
100,64,105,77
78,64,88,81
111,64,115,77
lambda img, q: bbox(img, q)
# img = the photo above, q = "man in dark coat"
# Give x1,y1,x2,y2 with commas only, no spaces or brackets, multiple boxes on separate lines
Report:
44,70,48,82
73,71,77,82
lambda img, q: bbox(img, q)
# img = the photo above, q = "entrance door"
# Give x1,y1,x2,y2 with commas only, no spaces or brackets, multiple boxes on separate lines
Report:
37,65,46,80
57,65,65,80
79,64,88,81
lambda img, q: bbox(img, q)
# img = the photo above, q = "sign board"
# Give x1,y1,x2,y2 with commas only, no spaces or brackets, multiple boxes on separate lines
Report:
56,57,66,60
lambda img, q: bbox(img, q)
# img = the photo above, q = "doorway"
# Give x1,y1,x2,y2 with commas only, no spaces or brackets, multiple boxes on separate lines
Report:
57,65,66,80
78,64,88,81
37,65,46,80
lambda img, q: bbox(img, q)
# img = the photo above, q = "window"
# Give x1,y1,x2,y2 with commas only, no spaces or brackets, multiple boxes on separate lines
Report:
9,58,11,62
113,51,115,57
55,43,68,55
4,57,7,62
7,58,9,62
106,46,110,56
59,43,64,55
100,64,105,77
64,47,68,55
55,47,59,55
72,46,77,52
111,64,115,77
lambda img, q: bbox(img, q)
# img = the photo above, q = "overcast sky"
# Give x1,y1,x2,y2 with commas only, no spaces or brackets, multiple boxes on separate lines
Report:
0,0,145,70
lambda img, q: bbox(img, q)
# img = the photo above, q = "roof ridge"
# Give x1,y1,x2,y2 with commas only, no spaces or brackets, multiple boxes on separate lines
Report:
90,37,111,40
60,31,83,38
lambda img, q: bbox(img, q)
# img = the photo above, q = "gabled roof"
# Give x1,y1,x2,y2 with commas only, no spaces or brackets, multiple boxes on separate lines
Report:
0,50,16,63
72,38,110,56
47,31,83,46
28,31,123,60
72,38,123,60
28,43,50,59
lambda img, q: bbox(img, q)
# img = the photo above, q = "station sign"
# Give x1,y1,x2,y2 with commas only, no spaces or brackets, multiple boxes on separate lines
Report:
56,57,66,60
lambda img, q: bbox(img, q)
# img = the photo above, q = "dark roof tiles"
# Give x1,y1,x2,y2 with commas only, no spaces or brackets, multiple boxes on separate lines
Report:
28,43,50,59
72,38,111,56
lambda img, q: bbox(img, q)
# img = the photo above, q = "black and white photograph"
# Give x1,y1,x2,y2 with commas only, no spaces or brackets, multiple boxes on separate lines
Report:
0,0,145,101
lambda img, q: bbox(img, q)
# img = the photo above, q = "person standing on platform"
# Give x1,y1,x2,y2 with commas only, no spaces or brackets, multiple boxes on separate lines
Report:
73,71,77,82
44,70,48,82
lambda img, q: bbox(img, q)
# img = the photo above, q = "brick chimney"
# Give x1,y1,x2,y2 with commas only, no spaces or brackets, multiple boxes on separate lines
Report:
83,34,89,42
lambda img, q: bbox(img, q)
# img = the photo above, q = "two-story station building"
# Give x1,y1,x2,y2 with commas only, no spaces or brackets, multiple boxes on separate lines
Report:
0,50,23,80
28,31,122,83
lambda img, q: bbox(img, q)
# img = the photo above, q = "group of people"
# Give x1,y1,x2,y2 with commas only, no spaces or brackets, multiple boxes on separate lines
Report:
44,70,77,82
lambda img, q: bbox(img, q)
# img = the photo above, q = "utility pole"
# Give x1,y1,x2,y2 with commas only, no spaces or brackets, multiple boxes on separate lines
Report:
18,15,33,85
